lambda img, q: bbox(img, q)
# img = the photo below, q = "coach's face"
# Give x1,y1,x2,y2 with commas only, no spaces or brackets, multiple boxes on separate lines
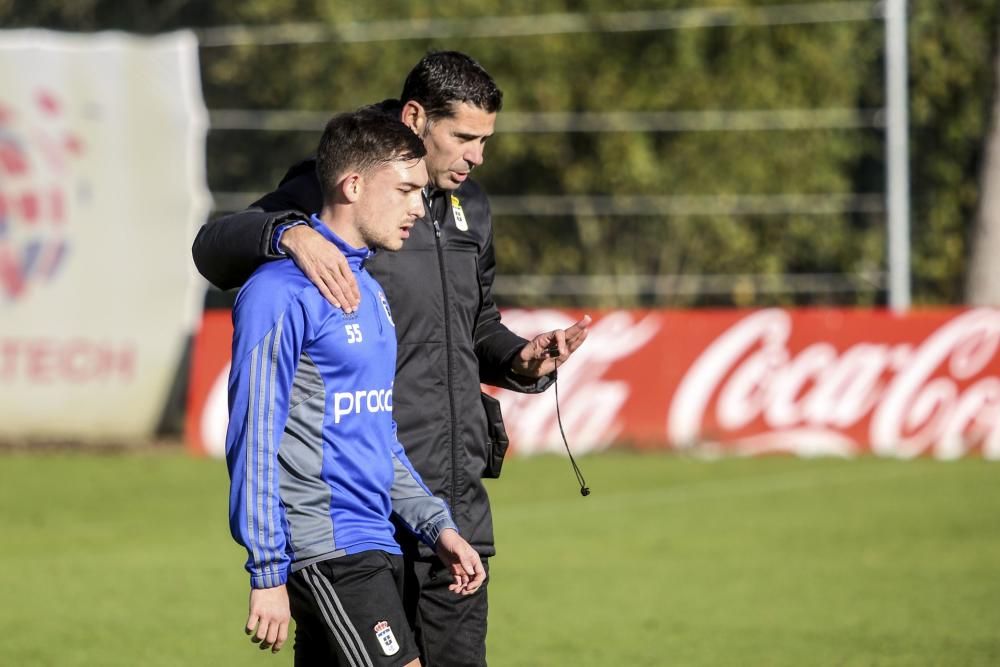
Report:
403,101,496,191
356,157,428,251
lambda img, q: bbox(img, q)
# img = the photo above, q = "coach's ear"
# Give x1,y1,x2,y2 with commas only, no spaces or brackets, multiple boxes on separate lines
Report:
401,100,427,136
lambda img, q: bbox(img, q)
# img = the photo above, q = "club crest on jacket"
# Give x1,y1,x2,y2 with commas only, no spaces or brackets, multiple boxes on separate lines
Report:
379,290,394,327
451,194,468,231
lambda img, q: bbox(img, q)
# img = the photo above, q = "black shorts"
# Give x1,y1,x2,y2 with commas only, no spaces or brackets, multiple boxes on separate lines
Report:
287,551,419,666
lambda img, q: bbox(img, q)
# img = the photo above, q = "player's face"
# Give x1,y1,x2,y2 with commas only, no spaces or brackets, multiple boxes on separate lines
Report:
357,157,428,251
421,102,496,191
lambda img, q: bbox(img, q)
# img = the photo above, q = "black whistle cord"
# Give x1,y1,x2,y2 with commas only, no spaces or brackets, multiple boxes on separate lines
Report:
552,368,590,497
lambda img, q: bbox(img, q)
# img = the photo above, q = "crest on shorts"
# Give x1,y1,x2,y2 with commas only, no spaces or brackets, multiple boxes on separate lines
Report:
373,620,400,656
451,194,469,231
378,291,394,327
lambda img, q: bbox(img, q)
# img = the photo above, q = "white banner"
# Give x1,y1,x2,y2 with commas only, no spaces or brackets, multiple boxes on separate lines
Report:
0,30,211,441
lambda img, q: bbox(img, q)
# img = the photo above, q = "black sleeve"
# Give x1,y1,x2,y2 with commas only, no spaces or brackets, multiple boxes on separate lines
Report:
191,160,322,290
473,200,554,394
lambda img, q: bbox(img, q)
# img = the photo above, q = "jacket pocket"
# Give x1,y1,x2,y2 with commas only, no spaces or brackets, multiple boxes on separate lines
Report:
480,392,509,479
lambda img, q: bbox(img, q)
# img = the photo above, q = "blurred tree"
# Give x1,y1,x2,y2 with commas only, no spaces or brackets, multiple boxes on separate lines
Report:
906,1,999,305
3,0,998,307
966,36,1000,305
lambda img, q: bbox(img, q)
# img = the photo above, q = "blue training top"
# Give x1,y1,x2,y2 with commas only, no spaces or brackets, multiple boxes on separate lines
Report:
225,215,457,589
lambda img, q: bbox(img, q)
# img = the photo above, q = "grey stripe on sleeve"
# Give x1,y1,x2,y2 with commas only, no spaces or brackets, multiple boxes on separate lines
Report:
245,343,261,578
389,453,456,544
256,329,272,579
264,314,284,582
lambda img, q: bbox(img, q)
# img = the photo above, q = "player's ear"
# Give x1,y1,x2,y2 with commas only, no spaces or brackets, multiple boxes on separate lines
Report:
341,173,362,203
401,100,427,136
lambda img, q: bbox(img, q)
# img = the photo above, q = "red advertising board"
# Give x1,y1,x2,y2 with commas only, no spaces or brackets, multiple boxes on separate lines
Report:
185,310,233,457
187,307,1000,460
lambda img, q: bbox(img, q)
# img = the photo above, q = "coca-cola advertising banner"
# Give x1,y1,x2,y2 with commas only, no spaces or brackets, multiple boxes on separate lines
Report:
186,307,1000,460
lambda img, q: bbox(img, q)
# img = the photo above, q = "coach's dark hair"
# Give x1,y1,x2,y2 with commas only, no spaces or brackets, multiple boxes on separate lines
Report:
315,107,426,203
400,51,503,121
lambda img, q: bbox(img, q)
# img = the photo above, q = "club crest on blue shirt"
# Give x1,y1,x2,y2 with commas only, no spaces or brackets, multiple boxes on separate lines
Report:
374,620,400,656
379,291,395,327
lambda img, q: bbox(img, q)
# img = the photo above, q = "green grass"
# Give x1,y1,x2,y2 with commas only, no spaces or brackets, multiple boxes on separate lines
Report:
2,450,998,666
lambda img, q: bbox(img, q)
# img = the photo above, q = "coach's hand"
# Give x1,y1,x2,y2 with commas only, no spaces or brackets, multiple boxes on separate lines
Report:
247,585,290,653
511,314,592,378
435,528,487,595
281,224,362,313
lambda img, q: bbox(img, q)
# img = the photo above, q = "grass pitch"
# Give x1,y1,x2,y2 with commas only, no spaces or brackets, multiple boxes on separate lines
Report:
1,450,998,666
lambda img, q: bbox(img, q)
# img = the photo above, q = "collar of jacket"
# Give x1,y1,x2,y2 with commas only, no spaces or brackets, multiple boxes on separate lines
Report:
309,213,373,270
422,186,450,221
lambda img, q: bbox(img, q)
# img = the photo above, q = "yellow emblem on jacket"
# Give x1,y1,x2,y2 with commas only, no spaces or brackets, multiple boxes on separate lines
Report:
451,195,469,231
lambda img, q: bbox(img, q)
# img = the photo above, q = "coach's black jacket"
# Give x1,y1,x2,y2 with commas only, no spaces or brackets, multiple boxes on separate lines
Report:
192,159,551,558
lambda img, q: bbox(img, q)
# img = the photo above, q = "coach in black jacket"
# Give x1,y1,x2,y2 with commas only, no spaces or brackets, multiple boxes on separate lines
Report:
193,52,589,666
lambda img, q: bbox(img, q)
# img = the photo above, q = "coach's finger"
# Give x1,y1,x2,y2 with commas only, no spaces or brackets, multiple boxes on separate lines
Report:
312,269,342,310
552,329,569,358
323,260,361,313
566,315,591,347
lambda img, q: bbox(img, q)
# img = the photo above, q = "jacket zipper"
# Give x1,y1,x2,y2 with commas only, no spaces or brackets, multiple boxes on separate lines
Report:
431,210,460,511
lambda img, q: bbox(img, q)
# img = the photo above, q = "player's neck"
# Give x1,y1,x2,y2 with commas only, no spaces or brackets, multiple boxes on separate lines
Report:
319,206,366,250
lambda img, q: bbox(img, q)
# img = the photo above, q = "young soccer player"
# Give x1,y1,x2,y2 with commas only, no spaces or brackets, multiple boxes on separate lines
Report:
225,108,485,665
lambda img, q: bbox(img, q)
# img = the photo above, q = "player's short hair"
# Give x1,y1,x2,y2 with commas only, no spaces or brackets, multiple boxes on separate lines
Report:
400,51,503,121
315,107,426,203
